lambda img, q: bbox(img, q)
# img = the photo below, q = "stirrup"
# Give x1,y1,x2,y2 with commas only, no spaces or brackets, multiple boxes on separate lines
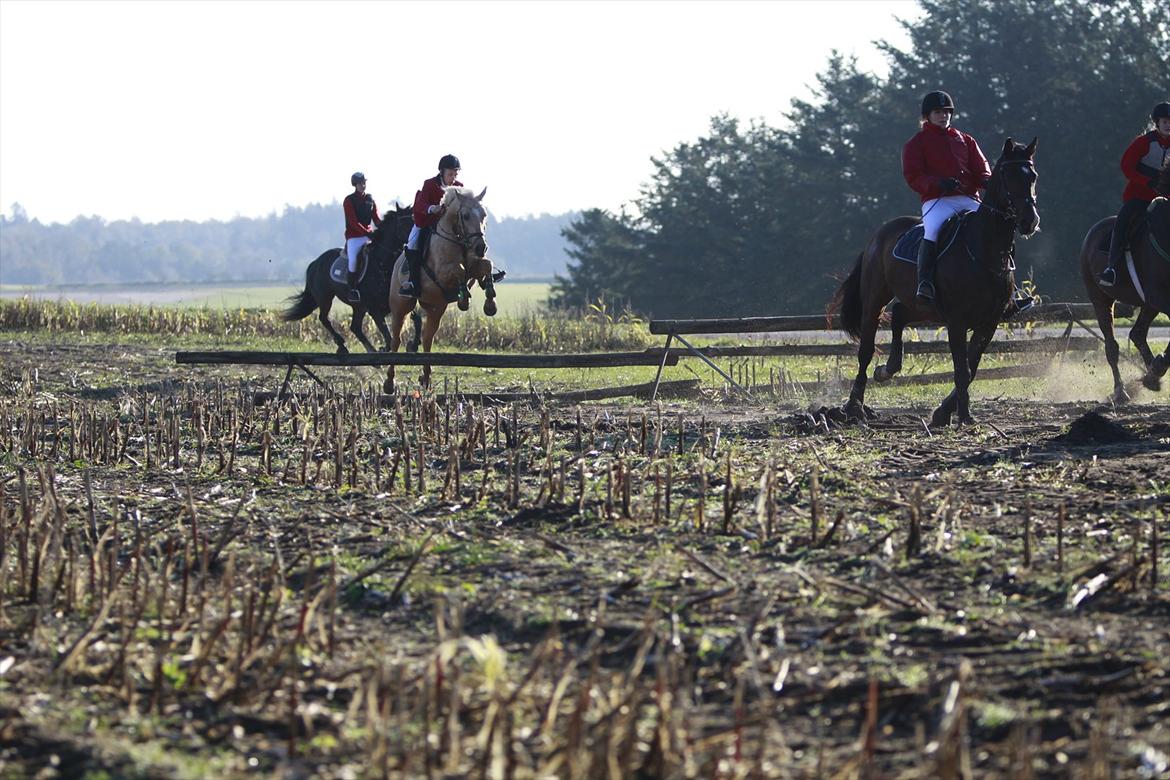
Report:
1098,267,1117,287
1008,292,1036,316
346,288,361,303
491,269,507,283
398,281,417,298
915,281,935,303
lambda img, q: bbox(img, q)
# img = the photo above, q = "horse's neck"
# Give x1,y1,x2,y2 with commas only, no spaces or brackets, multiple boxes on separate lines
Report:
427,221,466,282
972,195,1015,267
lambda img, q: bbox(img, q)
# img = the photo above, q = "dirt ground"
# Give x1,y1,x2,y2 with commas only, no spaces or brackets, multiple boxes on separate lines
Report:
0,339,1167,779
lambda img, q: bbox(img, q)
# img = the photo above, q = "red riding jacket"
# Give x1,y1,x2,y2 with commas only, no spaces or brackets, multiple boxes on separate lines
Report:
902,123,992,203
343,192,383,240
412,175,463,229
1120,131,1170,202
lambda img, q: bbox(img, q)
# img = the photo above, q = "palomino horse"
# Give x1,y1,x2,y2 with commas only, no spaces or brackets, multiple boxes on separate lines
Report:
832,138,1040,427
281,204,415,352
385,186,499,392
1078,161,1170,402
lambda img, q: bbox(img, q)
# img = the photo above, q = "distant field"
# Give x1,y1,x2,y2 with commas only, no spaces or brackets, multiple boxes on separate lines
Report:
0,281,553,312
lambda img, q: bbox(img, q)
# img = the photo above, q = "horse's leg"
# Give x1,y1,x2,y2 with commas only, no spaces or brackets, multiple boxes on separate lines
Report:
482,277,497,316
418,304,446,389
932,327,971,428
874,302,908,382
372,312,393,352
350,307,377,353
318,296,348,354
845,303,880,419
1130,304,1166,391
385,304,409,393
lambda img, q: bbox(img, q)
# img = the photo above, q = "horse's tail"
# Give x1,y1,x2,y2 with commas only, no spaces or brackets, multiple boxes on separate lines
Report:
406,308,422,352
281,263,319,321
829,252,865,340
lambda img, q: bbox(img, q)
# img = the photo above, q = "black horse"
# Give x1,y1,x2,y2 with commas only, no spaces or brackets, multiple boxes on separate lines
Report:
832,137,1040,427
282,204,415,353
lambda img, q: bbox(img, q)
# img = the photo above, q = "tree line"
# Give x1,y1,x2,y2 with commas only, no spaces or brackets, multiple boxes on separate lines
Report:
551,0,1168,317
0,202,577,285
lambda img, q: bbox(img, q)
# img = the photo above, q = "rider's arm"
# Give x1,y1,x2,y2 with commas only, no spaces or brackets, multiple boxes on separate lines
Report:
344,196,364,235
966,136,992,191
901,135,936,197
370,200,383,229
1120,134,1153,183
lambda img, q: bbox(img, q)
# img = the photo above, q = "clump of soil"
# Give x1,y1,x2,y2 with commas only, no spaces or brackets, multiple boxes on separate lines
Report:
1053,410,1136,444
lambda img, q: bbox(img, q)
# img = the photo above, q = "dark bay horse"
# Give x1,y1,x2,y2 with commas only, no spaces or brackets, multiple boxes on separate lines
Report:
832,138,1040,427
384,186,499,392
281,204,415,353
1079,161,1170,402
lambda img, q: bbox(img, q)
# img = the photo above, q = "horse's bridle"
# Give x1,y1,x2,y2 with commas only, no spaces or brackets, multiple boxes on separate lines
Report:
984,158,1037,231
434,195,486,257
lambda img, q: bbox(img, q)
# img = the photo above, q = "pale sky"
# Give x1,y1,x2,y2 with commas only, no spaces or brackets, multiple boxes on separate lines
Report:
0,0,919,225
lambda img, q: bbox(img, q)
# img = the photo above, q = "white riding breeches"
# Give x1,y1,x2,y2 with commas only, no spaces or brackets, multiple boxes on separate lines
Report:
921,195,981,241
406,225,421,250
345,236,369,272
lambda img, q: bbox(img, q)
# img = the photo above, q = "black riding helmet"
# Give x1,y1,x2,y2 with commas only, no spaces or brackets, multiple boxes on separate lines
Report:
351,171,366,186
438,154,461,171
921,91,955,117
1153,102,1170,121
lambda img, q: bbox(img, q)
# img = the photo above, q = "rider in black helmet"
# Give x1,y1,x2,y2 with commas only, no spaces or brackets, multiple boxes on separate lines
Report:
342,171,382,303
1098,102,1170,287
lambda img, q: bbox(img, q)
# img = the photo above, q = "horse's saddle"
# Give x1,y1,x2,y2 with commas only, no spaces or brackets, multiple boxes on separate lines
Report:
330,244,371,285
892,211,971,265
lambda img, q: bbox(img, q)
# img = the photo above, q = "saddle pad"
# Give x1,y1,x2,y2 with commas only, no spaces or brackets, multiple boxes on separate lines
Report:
892,225,924,264
891,213,968,265
330,248,368,285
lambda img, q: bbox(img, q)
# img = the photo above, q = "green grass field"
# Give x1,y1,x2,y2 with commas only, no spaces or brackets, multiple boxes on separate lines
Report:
0,281,554,312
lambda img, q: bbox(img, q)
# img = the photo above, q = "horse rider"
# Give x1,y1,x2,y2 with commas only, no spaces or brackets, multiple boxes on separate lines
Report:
902,91,992,306
1097,101,1170,288
343,171,383,303
399,154,463,298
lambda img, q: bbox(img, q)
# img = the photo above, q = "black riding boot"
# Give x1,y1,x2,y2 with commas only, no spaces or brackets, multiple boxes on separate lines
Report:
345,270,361,303
399,248,420,297
1099,199,1145,288
915,239,939,305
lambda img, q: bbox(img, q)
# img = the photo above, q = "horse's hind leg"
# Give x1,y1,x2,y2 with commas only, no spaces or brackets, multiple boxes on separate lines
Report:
932,327,972,428
934,321,997,423
874,302,908,383
384,305,409,393
318,297,348,354
349,308,377,353
845,304,880,420
371,312,393,352
418,304,447,389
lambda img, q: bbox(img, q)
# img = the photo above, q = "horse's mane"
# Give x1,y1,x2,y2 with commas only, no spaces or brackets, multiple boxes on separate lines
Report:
440,187,478,207
1157,159,1170,198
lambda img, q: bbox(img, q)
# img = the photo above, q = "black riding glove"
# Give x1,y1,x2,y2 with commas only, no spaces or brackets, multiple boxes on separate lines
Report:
939,177,961,193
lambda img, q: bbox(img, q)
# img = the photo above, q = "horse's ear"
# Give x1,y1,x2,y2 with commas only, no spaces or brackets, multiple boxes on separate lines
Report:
476,187,487,202
1002,137,1015,156
1024,137,1037,157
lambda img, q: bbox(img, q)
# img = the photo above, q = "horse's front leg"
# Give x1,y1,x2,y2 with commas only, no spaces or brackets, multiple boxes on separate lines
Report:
932,326,972,428
384,306,409,394
350,308,377,353
1130,304,1166,391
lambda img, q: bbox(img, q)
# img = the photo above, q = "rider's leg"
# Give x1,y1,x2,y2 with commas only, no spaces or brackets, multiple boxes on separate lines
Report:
345,237,367,303
399,227,422,297
1099,199,1148,287
915,239,939,304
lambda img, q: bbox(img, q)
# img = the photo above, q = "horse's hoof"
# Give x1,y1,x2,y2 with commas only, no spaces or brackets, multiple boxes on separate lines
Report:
863,404,878,421
930,409,952,429
1140,374,1162,392
383,379,394,395
1112,386,1134,405
956,414,976,427
843,399,866,421
873,365,897,384
407,340,419,354
484,300,497,317
457,298,470,312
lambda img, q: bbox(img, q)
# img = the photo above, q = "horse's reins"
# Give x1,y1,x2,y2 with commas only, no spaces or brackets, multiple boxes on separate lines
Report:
418,195,486,303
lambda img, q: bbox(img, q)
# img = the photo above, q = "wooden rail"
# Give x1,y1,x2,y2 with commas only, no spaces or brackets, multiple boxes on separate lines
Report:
176,350,678,368
645,335,1097,359
647,302,1099,335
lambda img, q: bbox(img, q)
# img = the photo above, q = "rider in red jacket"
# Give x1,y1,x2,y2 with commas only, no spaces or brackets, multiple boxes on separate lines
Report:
399,154,463,298
1098,102,1170,288
342,172,383,303
901,91,991,305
